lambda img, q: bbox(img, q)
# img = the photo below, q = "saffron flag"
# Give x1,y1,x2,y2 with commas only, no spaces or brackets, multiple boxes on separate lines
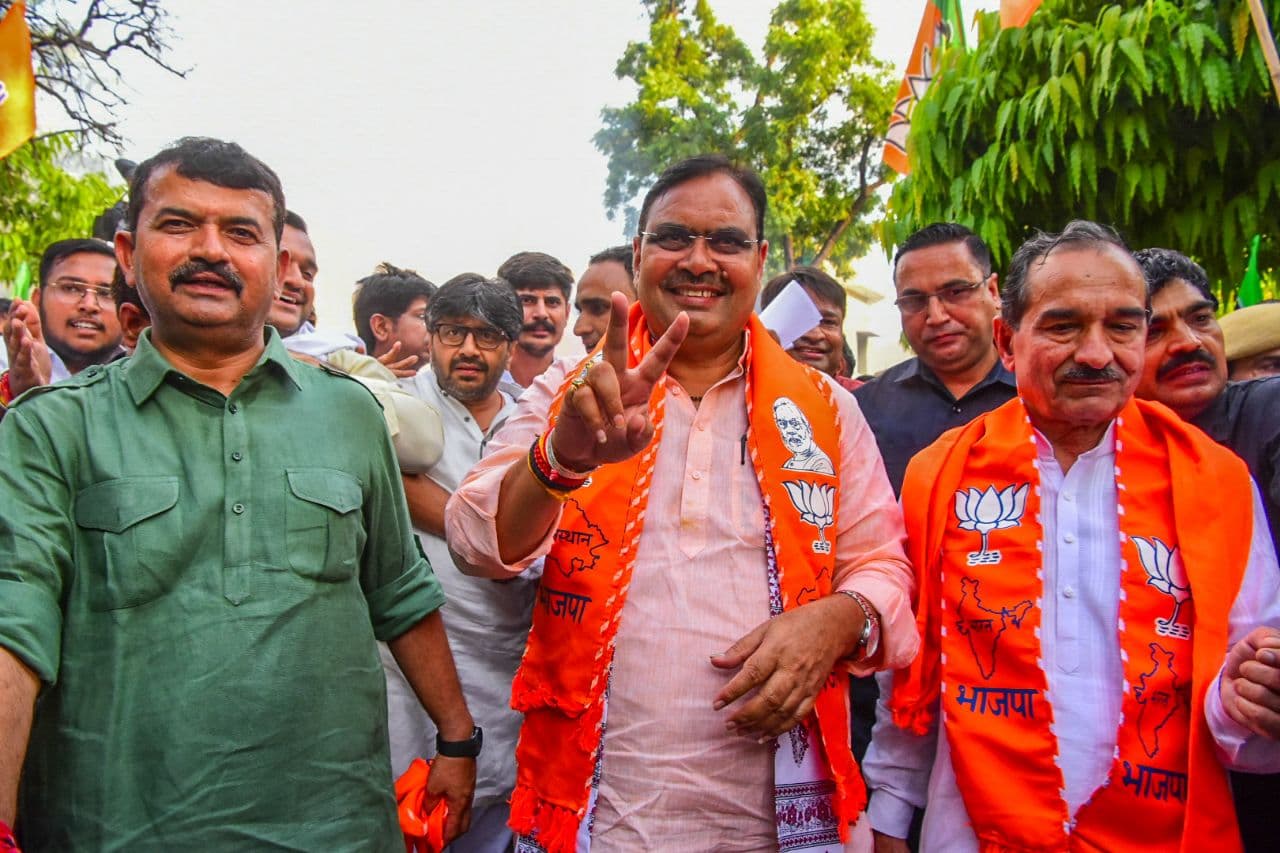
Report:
1000,0,1043,29
1238,234,1263,308
883,1,966,175
0,0,35,160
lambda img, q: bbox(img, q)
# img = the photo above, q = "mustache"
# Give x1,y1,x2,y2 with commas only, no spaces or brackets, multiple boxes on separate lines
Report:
1062,364,1124,382
450,356,487,373
1156,349,1216,380
522,319,556,334
169,259,244,294
661,270,725,289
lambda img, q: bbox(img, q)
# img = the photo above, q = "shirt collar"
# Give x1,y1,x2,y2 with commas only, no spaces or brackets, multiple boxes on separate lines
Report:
123,326,303,406
897,355,1016,392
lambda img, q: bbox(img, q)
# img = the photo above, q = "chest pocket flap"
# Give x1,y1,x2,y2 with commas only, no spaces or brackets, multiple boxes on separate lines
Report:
285,468,364,581
286,468,362,515
75,477,180,532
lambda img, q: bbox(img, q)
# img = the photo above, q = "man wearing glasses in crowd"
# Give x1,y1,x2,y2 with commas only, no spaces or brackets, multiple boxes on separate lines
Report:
448,154,915,852
853,223,1015,496
1,239,124,408
390,274,532,852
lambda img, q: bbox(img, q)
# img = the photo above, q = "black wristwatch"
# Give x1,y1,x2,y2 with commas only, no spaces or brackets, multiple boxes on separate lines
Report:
436,725,483,758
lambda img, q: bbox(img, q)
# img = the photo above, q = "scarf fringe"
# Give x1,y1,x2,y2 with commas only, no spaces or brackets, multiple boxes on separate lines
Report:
509,785,583,853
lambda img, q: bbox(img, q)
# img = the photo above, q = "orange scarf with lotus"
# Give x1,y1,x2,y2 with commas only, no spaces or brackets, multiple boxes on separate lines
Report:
892,397,1249,852
508,305,861,852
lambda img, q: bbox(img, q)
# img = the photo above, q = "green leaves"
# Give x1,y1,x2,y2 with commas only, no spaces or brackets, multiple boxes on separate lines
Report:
883,0,1280,302
595,0,895,274
0,135,124,296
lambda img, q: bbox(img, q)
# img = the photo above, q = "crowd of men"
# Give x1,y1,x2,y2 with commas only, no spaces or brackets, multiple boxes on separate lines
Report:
0,136,1279,853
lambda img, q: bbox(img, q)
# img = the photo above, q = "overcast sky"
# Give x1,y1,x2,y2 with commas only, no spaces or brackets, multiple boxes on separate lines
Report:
73,0,1000,367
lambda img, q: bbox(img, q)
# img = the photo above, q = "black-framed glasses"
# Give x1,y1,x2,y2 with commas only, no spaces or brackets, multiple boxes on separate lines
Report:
47,280,115,304
893,280,985,315
640,225,760,256
431,322,508,350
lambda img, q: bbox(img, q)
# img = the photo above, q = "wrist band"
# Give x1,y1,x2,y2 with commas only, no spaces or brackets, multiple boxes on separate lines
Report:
543,429,595,478
528,433,591,502
0,371,13,408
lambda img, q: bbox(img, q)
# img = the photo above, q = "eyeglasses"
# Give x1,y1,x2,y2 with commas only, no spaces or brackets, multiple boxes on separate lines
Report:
431,322,508,350
640,225,760,256
47,280,115,305
893,280,985,315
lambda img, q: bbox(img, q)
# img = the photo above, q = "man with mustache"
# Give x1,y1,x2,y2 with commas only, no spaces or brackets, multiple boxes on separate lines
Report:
0,137,476,850
497,251,572,388
448,154,917,852
388,274,530,852
868,222,1280,853
1,239,124,408
1133,247,1280,852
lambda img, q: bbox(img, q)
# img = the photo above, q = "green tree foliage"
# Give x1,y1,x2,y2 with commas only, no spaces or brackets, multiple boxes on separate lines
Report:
595,0,895,275
883,0,1280,304
0,134,123,294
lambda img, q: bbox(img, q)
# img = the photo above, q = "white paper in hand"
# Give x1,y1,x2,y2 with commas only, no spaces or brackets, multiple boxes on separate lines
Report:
758,281,823,350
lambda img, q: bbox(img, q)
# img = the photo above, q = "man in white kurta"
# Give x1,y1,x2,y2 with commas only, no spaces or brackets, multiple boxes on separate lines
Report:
381,276,531,852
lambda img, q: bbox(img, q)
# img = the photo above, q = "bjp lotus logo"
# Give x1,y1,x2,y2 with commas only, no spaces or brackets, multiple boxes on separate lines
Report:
954,484,1029,566
783,480,836,554
1132,536,1191,640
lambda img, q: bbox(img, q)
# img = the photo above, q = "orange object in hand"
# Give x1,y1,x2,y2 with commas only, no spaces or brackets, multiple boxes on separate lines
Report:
395,758,449,853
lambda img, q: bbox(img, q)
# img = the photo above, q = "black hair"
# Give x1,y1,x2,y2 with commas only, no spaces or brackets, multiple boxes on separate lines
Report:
1003,220,1140,329
893,222,992,281
126,137,286,240
352,262,438,352
427,275,524,342
284,210,308,233
588,244,634,277
637,154,767,241
497,251,574,299
761,265,847,317
841,336,855,377
39,238,116,287
1134,247,1216,309
109,266,146,315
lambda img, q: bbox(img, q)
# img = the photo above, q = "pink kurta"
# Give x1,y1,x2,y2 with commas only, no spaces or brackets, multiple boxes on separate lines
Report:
447,354,916,851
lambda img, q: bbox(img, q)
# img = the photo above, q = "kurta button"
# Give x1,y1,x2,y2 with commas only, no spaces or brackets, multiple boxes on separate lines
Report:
691,471,702,480
1063,533,1076,544
231,452,243,462
228,403,239,414
1063,586,1076,598
232,503,245,514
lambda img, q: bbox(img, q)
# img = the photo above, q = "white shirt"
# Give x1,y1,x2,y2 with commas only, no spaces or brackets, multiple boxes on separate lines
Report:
864,424,1280,850
380,370,530,807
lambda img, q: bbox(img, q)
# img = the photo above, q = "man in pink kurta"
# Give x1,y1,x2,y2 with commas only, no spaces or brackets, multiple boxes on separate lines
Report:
446,155,915,852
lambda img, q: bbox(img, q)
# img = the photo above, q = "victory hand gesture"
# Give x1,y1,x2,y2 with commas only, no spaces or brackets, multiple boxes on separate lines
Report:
550,292,688,472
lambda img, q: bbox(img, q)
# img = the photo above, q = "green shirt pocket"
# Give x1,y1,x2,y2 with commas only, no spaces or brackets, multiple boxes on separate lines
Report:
285,468,365,582
74,476,182,611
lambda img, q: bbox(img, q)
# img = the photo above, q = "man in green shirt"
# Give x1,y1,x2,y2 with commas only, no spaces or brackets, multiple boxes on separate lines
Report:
0,137,477,851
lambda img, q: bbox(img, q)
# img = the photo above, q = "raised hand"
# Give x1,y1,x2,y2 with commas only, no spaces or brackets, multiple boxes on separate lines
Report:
376,341,421,377
550,291,688,472
5,301,52,397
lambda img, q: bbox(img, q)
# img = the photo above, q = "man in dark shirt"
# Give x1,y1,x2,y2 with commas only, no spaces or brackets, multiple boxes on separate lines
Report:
852,224,1016,810
854,223,1015,495
1134,246,1280,853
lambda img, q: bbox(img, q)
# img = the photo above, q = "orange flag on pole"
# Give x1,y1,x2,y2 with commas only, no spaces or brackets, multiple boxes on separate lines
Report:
0,0,36,160
1000,0,1043,29
883,1,966,175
